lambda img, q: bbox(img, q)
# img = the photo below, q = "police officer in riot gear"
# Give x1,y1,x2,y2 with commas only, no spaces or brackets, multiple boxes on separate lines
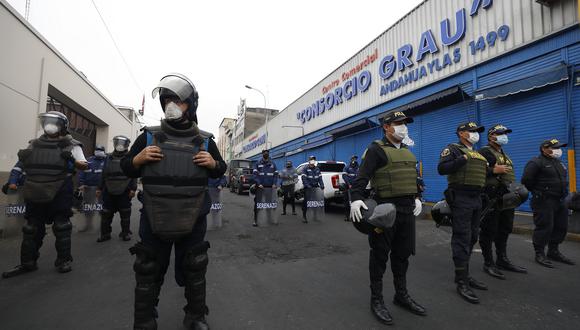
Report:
279,160,298,215
522,139,574,267
78,144,107,232
350,112,425,325
121,73,226,330
301,156,324,223
342,155,359,221
478,124,527,279
97,136,137,242
252,149,278,227
3,111,88,278
438,121,488,304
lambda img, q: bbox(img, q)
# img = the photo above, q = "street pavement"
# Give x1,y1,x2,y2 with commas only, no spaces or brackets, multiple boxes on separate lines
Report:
0,191,579,330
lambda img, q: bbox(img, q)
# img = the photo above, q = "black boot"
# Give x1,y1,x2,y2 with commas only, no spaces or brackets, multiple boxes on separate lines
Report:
3,222,41,278
455,268,479,304
393,277,426,316
481,241,505,279
55,260,72,273
547,245,575,265
2,263,38,278
97,233,112,242
98,211,114,242
120,217,132,241
483,262,505,280
534,245,554,268
130,243,161,330
466,265,487,290
370,281,393,325
496,251,528,273
183,242,211,330
53,218,73,273
292,205,296,215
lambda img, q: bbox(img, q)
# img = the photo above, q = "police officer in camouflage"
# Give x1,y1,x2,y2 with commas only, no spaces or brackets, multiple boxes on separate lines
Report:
350,111,426,325
96,136,137,242
522,139,574,268
478,124,527,279
2,111,88,278
121,73,226,330
438,121,488,304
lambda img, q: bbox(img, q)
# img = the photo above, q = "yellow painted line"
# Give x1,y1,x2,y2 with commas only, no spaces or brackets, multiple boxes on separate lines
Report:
569,149,577,193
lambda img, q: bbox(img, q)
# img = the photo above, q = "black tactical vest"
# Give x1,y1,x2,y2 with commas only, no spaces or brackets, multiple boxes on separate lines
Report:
531,155,568,198
141,120,209,241
17,135,75,203
103,153,131,195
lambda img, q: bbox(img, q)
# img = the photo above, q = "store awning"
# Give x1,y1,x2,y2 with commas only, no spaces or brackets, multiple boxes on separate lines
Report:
325,118,380,137
474,64,569,101
379,86,468,120
284,136,334,157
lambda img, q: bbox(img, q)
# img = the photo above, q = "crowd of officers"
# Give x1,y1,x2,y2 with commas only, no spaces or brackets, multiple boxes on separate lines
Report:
0,71,576,329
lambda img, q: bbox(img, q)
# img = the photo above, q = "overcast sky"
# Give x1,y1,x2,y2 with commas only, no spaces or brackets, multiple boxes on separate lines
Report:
7,0,424,135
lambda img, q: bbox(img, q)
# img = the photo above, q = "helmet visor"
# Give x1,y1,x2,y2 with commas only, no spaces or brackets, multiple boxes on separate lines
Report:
151,75,194,101
38,114,65,130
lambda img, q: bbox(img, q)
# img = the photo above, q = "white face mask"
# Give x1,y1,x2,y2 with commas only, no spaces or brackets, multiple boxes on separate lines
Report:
43,123,60,135
309,160,316,166
392,124,408,141
94,150,106,158
115,145,126,152
164,102,183,121
551,148,563,159
468,132,480,144
495,134,509,145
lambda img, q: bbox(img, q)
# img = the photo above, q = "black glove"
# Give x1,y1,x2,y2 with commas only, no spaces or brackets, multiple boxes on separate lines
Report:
2,182,9,195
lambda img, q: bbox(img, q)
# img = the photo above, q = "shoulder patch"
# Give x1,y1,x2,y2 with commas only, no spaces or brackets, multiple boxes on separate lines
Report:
441,148,451,157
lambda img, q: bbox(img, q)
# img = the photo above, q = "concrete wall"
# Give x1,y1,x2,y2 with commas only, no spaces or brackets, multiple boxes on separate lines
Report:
0,0,135,172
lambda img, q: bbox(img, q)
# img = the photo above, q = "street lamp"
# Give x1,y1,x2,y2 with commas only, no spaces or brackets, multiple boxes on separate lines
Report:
282,125,304,136
245,84,270,148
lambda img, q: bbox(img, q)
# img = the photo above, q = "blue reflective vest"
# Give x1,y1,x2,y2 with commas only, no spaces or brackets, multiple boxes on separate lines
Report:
253,159,278,187
342,164,359,186
79,156,105,187
301,166,324,189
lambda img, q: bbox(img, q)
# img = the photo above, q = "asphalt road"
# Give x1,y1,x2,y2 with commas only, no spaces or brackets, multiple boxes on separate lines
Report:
0,191,579,330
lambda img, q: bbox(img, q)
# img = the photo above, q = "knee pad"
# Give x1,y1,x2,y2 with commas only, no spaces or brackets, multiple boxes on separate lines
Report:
183,241,210,273
119,208,131,220
22,223,37,236
101,209,114,220
52,219,72,235
130,242,160,282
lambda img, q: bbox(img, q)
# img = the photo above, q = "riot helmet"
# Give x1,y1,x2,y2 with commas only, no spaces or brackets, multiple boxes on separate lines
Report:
152,73,199,122
500,183,529,210
39,111,68,136
361,199,397,230
431,200,452,227
113,135,131,153
94,145,106,158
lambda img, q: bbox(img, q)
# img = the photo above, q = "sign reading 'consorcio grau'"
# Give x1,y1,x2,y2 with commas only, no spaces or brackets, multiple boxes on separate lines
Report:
296,0,508,125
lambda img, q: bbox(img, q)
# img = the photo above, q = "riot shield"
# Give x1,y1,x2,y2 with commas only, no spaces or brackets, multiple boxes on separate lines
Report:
256,187,279,226
78,186,102,232
1,189,26,238
207,187,223,230
305,188,325,222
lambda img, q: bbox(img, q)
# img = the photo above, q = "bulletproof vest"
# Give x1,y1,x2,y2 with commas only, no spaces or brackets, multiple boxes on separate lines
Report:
370,140,418,198
447,144,487,188
103,153,131,195
17,135,74,203
531,156,568,198
481,146,516,187
141,120,209,241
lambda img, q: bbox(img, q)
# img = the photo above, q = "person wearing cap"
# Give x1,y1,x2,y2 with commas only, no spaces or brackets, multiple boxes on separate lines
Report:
252,149,278,227
3,111,88,278
478,125,527,279
120,74,226,329
342,155,359,221
77,145,107,232
301,155,324,223
522,139,574,267
350,111,426,325
96,136,137,242
438,121,488,304
279,160,298,215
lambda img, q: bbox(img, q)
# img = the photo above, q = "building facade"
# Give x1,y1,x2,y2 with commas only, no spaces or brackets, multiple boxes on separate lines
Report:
240,0,580,211
218,117,235,163
232,99,279,158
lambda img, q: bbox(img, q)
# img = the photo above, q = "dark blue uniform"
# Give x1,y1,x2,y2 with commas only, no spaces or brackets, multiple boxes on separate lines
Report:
342,162,359,220
8,161,26,187
252,159,278,222
79,156,105,187
208,176,227,188
301,165,325,220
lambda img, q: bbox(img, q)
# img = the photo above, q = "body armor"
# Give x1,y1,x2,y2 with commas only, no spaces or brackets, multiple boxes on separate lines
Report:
447,144,487,188
17,135,75,203
481,146,515,186
103,154,131,195
141,121,209,241
370,140,418,199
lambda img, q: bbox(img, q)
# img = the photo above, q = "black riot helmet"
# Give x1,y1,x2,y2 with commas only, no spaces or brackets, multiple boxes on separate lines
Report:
431,200,452,227
113,135,131,152
152,73,199,122
39,111,69,135
565,192,580,211
95,145,106,152
500,183,529,210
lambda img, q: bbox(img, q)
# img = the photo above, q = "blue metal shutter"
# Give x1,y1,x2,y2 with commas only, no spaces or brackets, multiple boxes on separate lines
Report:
418,101,471,202
571,80,580,191
308,144,333,161
479,83,568,211
334,136,356,163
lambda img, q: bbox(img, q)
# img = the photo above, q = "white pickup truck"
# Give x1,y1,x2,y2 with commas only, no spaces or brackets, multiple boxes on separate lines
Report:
293,161,347,203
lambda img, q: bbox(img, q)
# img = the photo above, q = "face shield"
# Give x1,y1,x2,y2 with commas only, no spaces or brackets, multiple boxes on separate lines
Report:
152,75,195,102
39,113,66,135
113,136,131,152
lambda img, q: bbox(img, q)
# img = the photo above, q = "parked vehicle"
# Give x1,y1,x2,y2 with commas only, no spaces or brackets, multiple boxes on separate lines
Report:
230,167,255,195
227,159,254,187
294,161,346,203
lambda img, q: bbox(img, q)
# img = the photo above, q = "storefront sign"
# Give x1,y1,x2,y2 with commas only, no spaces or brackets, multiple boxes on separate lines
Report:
243,134,267,153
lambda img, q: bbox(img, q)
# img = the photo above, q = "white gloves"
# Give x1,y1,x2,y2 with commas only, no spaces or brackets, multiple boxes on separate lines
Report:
413,198,422,216
350,200,368,222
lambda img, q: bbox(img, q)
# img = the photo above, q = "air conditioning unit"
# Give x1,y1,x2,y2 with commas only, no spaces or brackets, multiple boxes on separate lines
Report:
536,0,560,7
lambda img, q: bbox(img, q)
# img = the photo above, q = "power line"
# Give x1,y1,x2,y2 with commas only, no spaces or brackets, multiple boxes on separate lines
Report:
90,0,143,93
25,0,30,20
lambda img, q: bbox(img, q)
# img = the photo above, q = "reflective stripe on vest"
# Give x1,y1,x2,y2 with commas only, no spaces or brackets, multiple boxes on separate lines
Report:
370,141,418,198
448,144,487,187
